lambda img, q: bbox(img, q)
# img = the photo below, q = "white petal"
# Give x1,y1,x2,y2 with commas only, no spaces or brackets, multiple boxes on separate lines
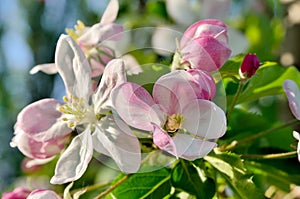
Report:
78,23,123,46
181,100,226,139
121,54,143,75
172,133,217,160
27,190,61,199
50,129,93,184
25,157,55,168
93,115,141,173
293,131,300,141
29,63,57,75
100,0,119,24
93,59,126,113
284,80,300,120
55,35,92,99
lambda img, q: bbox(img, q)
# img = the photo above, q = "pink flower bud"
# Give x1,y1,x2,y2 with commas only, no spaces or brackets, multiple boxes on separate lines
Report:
2,187,31,199
239,54,260,79
173,19,231,72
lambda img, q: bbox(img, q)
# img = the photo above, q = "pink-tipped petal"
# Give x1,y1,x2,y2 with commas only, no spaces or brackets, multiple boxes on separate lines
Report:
93,59,127,113
55,35,92,99
153,70,215,115
152,123,178,158
27,190,61,199
2,188,31,199
112,82,163,131
100,0,119,24
50,129,93,184
29,63,57,75
283,80,300,120
10,130,69,159
181,36,231,72
187,69,216,100
172,133,217,161
14,98,71,142
181,100,226,139
93,115,141,173
181,19,228,47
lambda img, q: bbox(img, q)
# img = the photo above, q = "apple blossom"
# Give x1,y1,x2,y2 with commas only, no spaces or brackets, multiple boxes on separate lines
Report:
29,0,122,78
171,19,231,72
239,54,260,79
283,80,300,120
112,69,226,160
50,35,141,184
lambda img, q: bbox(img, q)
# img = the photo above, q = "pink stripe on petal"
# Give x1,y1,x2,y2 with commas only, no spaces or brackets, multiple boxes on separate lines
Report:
152,123,177,158
11,130,69,159
112,82,163,131
15,99,71,142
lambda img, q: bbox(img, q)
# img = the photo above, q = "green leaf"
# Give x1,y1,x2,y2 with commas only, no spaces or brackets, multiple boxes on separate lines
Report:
204,150,265,199
171,160,215,199
220,55,300,106
245,161,300,192
237,62,300,103
110,168,171,199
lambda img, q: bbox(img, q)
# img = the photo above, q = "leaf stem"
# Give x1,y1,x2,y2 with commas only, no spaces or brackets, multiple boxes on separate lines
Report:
222,118,300,151
241,151,297,160
69,182,110,195
94,174,130,199
227,80,245,121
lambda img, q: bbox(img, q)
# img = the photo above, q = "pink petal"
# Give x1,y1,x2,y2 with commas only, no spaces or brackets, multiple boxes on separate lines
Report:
29,63,57,75
187,69,216,100
181,36,231,72
93,59,127,113
172,133,217,160
181,19,228,47
14,98,71,141
50,129,93,184
181,99,226,139
2,187,31,199
153,70,216,115
10,130,69,159
100,0,119,24
152,123,178,158
93,115,141,173
112,82,163,131
55,35,92,99
284,80,300,120
78,23,123,46
27,190,61,199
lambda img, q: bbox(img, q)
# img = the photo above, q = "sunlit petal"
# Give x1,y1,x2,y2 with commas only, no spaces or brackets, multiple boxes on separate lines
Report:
50,129,93,184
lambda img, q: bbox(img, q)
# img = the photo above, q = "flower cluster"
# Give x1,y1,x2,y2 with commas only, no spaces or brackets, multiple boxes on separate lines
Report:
9,0,231,193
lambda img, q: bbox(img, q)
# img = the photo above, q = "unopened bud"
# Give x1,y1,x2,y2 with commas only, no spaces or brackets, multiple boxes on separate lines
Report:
239,54,260,79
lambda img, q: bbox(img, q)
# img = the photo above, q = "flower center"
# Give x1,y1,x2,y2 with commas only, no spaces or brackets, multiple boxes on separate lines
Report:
58,95,96,128
163,114,183,136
